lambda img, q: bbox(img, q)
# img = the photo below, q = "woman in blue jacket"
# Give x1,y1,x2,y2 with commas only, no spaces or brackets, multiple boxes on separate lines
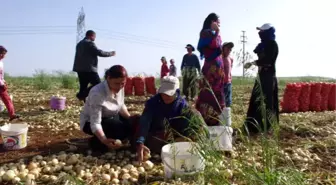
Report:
135,76,205,162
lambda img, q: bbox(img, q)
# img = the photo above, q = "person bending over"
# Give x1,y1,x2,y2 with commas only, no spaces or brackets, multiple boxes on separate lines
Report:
80,65,132,153
135,76,205,162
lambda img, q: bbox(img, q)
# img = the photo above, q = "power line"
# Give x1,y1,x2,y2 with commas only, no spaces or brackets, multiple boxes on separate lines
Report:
93,28,183,46
0,26,185,47
0,30,181,51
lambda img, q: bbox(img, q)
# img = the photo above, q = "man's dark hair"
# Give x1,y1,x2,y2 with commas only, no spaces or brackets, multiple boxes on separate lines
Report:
105,65,128,79
85,30,96,37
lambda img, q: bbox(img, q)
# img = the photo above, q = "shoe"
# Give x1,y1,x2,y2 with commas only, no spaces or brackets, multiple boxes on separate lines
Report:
76,93,86,103
9,114,20,121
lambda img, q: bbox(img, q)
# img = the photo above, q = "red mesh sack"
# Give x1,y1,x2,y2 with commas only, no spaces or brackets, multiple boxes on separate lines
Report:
281,83,302,113
309,82,322,112
133,77,145,96
125,77,133,96
145,76,157,95
298,83,311,112
328,83,336,110
320,83,332,111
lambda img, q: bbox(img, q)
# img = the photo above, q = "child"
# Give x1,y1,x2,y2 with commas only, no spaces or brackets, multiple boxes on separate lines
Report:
169,59,177,77
222,42,234,107
0,46,19,121
160,56,169,78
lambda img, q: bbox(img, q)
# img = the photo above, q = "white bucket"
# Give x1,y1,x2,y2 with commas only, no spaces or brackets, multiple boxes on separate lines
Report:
219,107,231,126
0,123,28,150
161,142,205,179
208,126,233,151
0,95,13,112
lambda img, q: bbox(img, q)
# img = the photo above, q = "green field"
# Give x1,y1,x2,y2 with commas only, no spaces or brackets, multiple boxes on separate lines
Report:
0,71,335,185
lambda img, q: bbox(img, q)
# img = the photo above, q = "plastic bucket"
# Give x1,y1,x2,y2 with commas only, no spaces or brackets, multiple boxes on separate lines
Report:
219,107,231,126
0,95,13,112
50,96,66,110
208,126,233,151
161,142,205,179
0,123,28,150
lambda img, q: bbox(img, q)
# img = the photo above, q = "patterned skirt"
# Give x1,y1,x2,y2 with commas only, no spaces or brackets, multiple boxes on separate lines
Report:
196,59,225,126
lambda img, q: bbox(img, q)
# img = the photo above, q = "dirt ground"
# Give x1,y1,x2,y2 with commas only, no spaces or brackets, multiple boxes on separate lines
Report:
0,84,335,184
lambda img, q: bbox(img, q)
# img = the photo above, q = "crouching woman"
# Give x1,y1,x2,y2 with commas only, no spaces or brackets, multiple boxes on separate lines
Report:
135,76,206,162
80,65,133,152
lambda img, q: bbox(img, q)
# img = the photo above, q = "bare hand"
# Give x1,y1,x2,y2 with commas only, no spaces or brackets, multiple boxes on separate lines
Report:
244,62,253,69
102,138,122,150
137,143,150,163
111,51,116,56
212,22,220,32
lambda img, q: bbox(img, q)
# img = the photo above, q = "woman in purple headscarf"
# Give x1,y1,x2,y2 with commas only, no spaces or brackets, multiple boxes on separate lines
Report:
195,13,225,126
243,23,279,135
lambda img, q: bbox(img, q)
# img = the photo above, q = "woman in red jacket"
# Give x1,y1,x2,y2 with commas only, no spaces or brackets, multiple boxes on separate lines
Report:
160,56,169,78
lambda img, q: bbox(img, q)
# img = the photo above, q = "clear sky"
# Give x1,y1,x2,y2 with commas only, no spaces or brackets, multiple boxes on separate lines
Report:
0,0,335,78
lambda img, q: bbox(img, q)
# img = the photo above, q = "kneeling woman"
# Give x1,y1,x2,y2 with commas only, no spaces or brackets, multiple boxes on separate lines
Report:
135,76,205,162
80,65,132,152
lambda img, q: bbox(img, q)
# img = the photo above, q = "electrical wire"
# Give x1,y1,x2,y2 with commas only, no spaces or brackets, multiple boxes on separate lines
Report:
0,29,182,51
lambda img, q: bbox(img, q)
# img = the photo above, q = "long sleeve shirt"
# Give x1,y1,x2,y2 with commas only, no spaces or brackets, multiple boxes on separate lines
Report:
80,81,127,133
169,64,177,77
136,93,189,144
180,54,201,73
73,38,114,73
0,61,5,86
161,63,170,78
255,40,278,74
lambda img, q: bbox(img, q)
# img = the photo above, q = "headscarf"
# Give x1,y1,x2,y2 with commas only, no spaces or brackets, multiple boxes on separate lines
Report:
253,27,276,54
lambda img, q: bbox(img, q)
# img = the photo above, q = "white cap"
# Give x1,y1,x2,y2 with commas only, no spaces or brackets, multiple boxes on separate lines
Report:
158,76,180,96
257,23,273,31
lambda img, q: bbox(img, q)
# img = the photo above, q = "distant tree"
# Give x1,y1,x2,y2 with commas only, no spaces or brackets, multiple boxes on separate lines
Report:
232,49,257,78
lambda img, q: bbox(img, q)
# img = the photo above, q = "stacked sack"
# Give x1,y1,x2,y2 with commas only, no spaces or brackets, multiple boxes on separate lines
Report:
328,83,336,110
298,83,311,112
281,83,302,113
320,83,332,111
309,83,322,112
133,77,145,96
145,76,156,95
125,77,134,96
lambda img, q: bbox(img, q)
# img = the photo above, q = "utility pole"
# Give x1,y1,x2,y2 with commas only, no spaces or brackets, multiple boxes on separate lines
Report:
240,31,247,78
76,7,86,44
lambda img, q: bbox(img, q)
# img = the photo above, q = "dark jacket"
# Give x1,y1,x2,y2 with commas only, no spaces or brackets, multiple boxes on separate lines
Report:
255,40,278,74
73,38,113,73
181,53,201,73
136,92,190,144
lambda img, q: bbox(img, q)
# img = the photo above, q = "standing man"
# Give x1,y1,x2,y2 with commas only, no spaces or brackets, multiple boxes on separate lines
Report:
73,30,116,102
181,44,201,101
169,59,177,77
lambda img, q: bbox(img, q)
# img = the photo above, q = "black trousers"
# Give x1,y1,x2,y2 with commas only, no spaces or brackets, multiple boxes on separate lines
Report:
244,72,279,134
83,114,131,152
77,72,101,100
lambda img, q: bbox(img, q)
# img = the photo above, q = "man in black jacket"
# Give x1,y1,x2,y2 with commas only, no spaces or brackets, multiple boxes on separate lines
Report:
73,30,115,102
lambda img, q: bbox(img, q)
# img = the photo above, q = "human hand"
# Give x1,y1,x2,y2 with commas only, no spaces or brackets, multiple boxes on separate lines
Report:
211,22,220,32
244,62,253,69
137,143,150,163
102,138,122,150
111,51,116,56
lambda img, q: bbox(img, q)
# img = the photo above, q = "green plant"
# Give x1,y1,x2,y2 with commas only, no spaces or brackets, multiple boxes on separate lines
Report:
33,70,53,90
55,71,78,89
162,75,308,185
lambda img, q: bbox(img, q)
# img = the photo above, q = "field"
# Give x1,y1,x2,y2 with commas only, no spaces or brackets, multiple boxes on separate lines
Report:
0,71,335,185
